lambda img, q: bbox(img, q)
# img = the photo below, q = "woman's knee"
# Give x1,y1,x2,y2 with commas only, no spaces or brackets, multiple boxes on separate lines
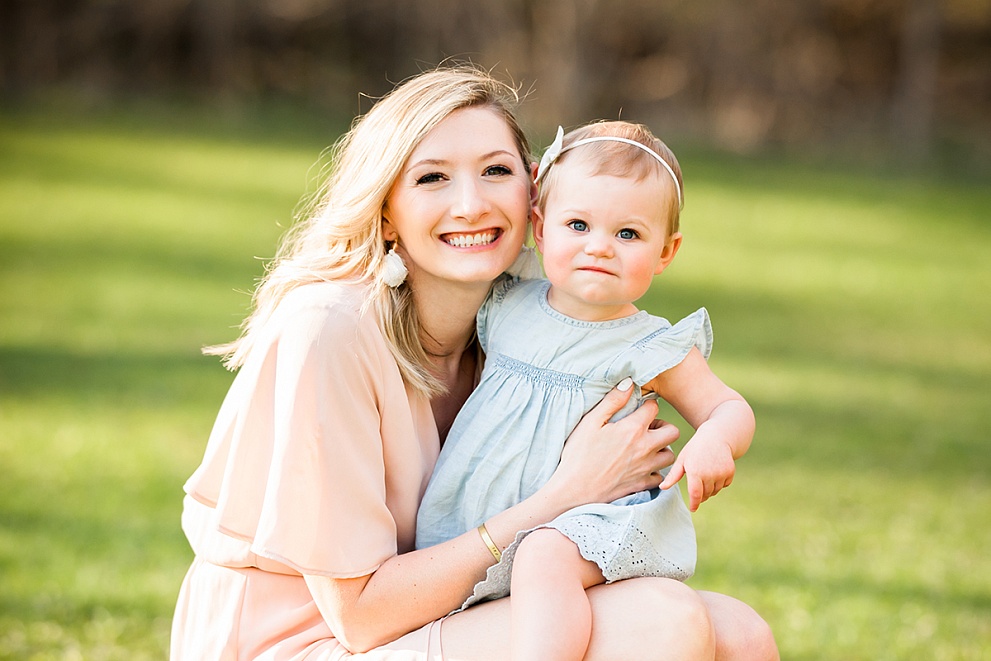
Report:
586,578,714,660
724,611,777,661
700,590,778,661
646,579,713,640
748,617,779,661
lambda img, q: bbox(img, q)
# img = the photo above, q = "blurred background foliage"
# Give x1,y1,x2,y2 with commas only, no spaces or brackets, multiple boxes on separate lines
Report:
2,0,990,167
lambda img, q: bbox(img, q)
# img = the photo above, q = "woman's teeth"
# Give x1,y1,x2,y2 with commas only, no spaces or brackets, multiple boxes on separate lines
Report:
444,231,497,247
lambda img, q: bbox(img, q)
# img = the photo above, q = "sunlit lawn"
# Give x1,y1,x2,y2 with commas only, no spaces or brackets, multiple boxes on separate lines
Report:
1,106,989,660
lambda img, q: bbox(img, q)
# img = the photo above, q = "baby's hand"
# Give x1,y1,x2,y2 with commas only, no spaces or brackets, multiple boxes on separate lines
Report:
659,434,736,512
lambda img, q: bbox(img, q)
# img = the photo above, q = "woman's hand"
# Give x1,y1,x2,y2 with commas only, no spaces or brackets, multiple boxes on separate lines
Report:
549,378,681,507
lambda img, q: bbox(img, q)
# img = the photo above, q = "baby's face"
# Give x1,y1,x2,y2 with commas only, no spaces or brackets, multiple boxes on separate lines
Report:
533,159,680,321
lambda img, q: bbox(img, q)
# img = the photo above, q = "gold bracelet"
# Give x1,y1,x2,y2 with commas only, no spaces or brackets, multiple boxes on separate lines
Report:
477,523,502,562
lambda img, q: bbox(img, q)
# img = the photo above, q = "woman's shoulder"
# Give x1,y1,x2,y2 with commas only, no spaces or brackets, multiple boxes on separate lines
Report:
270,280,380,344
280,279,366,311
233,280,401,391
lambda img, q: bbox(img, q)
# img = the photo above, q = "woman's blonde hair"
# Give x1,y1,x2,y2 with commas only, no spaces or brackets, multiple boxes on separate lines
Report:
207,65,531,396
536,121,684,234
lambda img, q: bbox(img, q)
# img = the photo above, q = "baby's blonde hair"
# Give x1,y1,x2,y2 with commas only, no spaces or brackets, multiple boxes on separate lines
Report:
207,65,531,396
536,121,684,234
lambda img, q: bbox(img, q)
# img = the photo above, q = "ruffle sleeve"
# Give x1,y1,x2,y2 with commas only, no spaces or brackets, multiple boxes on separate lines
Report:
183,285,411,578
604,307,712,387
476,274,526,352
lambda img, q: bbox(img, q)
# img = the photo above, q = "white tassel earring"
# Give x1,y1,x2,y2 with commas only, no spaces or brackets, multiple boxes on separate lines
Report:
381,244,408,288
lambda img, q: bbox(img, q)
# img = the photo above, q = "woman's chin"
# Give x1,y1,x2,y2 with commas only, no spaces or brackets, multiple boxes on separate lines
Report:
446,249,522,282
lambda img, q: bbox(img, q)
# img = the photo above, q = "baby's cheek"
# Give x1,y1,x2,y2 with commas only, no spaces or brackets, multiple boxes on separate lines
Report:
540,253,568,280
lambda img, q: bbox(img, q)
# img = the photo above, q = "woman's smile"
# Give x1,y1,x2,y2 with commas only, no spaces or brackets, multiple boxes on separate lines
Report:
441,229,502,248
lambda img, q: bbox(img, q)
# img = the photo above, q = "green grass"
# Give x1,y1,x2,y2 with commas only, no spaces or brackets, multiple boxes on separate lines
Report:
1,107,989,660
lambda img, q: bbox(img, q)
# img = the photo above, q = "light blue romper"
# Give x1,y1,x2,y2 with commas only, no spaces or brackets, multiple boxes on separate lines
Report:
415,277,712,608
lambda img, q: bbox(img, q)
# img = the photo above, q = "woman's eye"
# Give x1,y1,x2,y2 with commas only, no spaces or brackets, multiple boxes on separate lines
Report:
618,228,640,240
415,172,445,185
567,220,589,232
484,164,513,176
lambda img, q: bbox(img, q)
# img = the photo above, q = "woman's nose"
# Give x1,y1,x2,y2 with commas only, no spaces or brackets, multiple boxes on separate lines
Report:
450,177,490,222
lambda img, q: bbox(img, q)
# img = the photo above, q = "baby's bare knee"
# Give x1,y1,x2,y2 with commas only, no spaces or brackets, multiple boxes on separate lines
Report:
514,528,579,568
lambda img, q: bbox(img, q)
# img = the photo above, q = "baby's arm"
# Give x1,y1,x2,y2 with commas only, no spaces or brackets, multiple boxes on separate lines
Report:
643,346,755,512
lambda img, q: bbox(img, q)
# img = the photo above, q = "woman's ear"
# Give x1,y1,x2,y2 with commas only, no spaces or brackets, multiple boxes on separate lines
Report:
654,232,683,275
381,213,398,243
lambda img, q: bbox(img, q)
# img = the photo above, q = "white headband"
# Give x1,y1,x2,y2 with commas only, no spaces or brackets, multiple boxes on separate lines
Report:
535,126,683,208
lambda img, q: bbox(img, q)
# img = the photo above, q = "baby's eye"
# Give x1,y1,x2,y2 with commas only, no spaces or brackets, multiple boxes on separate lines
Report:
567,220,589,232
484,164,513,176
617,228,640,240
415,172,446,185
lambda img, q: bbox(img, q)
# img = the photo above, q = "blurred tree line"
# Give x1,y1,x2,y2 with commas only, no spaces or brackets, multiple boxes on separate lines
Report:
2,0,989,162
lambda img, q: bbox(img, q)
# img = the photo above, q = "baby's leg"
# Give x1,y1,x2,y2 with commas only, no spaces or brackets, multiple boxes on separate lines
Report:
510,527,606,661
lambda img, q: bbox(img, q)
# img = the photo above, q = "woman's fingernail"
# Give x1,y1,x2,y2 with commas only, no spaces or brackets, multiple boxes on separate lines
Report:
617,377,634,391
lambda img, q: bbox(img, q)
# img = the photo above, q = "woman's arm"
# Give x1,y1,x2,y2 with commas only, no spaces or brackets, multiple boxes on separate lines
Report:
647,346,756,511
306,382,682,652
305,531,495,652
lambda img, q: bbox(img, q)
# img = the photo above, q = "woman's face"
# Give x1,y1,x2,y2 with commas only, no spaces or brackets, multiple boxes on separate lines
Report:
383,107,532,291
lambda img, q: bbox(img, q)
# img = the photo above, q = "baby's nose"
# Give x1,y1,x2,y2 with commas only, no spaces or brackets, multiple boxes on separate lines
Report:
583,234,614,257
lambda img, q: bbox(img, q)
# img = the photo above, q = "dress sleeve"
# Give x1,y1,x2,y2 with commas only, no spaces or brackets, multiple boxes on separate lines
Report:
186,294,402,578
476,274,520,352
605,307,713,387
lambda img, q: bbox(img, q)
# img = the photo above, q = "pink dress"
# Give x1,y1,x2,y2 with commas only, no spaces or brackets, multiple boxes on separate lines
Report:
170,281,443,660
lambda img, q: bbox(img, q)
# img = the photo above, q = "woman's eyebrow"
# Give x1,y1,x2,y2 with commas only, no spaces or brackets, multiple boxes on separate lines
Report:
481,149,518,161
407,150,517,170
407,158,448,169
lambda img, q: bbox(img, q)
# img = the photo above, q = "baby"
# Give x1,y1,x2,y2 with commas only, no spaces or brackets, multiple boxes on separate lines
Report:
416,121,755,661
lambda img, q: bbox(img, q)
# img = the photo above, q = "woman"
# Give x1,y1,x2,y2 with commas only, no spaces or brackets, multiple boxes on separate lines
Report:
170,65,778,660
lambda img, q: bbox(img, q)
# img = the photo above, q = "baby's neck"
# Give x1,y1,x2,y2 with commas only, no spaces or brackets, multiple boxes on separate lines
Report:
545,285,641,322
